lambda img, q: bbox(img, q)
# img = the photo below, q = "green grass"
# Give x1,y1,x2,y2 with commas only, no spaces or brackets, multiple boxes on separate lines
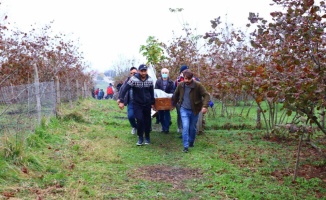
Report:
0,99,325,199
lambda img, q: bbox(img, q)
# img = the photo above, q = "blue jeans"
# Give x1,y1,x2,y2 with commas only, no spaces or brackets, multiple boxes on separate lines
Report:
180,107,199,148
159,110,171,132
127,102,137,129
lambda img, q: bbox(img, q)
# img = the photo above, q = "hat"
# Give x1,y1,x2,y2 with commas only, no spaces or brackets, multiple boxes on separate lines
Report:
179,65,189,73
138,64,148,71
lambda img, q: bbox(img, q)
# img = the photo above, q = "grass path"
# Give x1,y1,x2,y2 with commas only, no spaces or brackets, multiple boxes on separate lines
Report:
0,99,325,199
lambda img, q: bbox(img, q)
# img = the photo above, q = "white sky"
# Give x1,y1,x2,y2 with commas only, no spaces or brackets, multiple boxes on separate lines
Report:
1,0,275,72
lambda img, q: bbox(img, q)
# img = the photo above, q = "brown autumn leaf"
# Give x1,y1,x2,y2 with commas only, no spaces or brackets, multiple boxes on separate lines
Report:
2,191,15,198
275,65,284,72
304,0,314,7
22,166,28,174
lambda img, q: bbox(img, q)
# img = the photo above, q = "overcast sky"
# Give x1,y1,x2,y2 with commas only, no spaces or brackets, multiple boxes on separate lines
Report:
2,0,275,72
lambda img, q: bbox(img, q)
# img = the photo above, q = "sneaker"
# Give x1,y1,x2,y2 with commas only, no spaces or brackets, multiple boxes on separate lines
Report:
131,127,136,135
136,138,143,146
183,148,189,153
189,142,194,147
144,139,150,145
177,128,180,133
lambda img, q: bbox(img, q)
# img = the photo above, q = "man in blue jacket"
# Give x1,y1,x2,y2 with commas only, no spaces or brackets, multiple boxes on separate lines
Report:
118,64,155,146
117,67,138,135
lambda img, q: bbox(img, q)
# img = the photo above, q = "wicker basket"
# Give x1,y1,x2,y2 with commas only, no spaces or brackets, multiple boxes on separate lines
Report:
155,97,173,110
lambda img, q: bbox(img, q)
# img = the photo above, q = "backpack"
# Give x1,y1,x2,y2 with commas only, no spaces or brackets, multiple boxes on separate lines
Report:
107,86,114,95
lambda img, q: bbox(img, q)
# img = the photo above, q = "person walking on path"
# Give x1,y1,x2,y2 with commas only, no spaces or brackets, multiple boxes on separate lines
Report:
118,64,155,146
155,68,175,134
173,69,210,153
106,83,114,99
117,67,138,135
174,65,190,133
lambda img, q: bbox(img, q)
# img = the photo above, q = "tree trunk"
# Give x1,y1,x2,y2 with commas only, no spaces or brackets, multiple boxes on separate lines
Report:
256,107,262,129
321,107,325,131
293,132,304,182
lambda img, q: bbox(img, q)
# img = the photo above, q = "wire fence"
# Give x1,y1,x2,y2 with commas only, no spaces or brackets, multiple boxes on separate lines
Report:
0,79,92,146
0,81,55,136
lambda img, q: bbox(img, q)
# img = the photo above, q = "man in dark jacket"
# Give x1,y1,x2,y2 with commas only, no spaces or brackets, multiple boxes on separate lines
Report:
155,68,175,133
119,64,155,146
173,69,210,153
118,67,138,134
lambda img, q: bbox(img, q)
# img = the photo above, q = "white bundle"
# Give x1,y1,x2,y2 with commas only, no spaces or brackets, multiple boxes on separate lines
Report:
154,89,173,98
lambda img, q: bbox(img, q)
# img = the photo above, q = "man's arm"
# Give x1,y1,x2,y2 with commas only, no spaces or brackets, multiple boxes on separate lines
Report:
172,84,180,106
150,84,155,107
118,79,133,109
199,83,210,114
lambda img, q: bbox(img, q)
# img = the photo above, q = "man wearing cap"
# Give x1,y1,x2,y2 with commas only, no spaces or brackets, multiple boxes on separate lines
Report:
118,64,155,146
173,69,210,153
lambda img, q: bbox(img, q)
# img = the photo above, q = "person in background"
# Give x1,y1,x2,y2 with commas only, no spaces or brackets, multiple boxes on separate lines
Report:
91,87,95,98
173,69,210,153
98,89,104,100
117,67,138,135
155,68,175,134
95,88,100,99
106,83,114,99
118,64,155,146
116,81,123,92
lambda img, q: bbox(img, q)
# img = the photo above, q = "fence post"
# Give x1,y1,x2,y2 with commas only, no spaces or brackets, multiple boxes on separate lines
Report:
76,79,80,100
84,81,88,98
33,64,41,125
67,79,73,108
55,76,60,115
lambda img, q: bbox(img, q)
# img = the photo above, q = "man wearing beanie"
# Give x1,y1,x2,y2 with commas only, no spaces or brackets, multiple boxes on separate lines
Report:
173,69,210,153
118,64,155,145
174,65,189,134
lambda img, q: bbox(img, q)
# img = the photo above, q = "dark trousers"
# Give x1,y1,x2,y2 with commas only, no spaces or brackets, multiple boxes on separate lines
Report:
176,104,182,130
159,110,171,132
133,104,151,140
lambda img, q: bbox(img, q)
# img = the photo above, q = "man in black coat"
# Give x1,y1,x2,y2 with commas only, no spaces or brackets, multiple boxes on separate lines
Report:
155,68,175,133
118,64,155,146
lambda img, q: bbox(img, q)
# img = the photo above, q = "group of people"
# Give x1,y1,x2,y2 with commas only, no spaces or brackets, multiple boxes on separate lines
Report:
117,64,210,153
92,83,115,100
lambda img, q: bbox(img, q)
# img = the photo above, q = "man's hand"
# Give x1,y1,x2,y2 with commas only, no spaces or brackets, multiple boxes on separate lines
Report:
119,102,125,110
202,107,208,114
116,99,120,105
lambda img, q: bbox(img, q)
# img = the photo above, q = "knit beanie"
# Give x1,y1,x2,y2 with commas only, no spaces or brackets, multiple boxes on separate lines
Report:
179,65,189,74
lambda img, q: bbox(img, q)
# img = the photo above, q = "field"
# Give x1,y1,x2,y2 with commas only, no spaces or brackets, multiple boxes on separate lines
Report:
0,98,325,199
